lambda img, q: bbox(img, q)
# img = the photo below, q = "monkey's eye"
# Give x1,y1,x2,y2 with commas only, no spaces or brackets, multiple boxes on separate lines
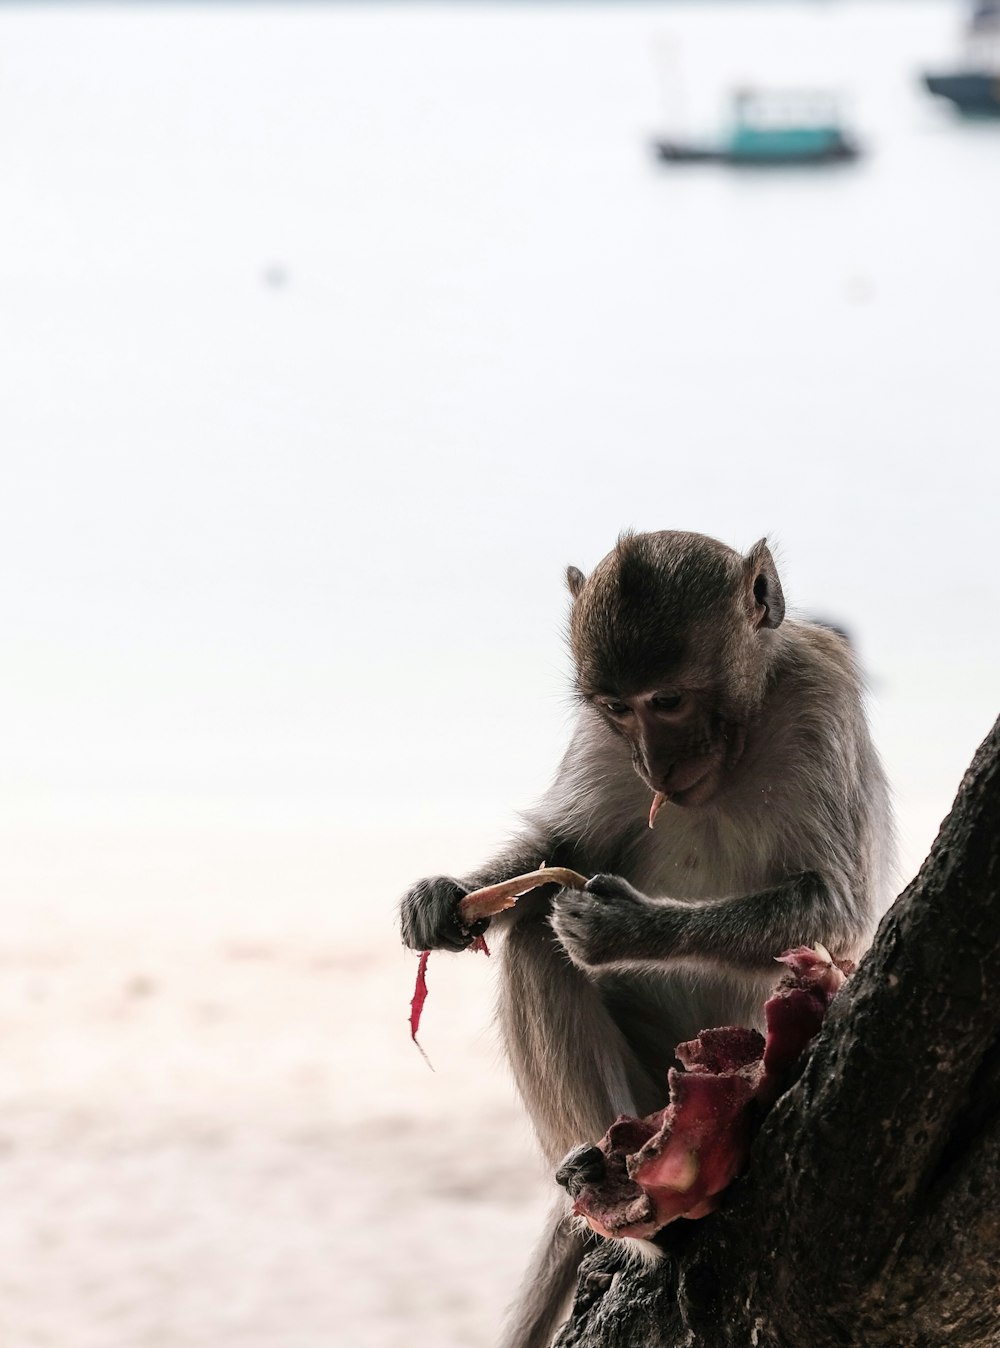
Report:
601,700,631,718
651,693,683,712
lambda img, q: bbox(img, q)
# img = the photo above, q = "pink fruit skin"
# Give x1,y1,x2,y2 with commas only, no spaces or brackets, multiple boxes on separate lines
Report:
572,947,851,1238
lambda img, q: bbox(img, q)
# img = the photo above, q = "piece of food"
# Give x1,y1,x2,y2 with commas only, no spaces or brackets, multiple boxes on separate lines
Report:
648,792,668,829
758,943,852,1104
409,949,432,1060
459,866,589,924
409,867,586,1055
566,945,852,1238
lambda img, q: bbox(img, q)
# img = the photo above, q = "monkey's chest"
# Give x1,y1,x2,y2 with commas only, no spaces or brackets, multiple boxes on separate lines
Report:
630,807,779,900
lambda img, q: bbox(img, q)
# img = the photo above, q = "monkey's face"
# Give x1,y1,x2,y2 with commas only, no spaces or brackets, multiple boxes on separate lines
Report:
593,688,746,808
567,531,785,810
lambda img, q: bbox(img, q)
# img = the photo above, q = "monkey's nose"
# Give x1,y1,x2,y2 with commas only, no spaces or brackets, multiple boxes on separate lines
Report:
555,1144,606,1198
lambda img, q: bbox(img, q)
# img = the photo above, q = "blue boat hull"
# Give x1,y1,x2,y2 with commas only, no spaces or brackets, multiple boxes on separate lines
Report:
653,135,859,166
923,71,1000,115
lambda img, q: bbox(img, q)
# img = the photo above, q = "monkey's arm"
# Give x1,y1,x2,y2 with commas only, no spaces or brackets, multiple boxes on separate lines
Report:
399,717,624,952
398,830,585,952
552,872,862,972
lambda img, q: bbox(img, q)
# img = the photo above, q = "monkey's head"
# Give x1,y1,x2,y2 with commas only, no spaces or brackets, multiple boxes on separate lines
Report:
566,531,784,809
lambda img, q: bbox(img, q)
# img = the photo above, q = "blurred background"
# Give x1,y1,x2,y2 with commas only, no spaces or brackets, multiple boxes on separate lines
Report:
0,1,997,1345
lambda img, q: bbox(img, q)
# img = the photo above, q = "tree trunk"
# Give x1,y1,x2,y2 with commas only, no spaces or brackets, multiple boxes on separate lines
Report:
556,715,1000,1348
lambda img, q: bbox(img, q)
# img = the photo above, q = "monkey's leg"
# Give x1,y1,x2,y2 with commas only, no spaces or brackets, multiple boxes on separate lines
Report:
497,1195,590,1348
494,903,666,1347
498,904,664,1160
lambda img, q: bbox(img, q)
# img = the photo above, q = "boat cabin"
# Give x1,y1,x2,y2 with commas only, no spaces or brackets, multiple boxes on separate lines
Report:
726,88,853,161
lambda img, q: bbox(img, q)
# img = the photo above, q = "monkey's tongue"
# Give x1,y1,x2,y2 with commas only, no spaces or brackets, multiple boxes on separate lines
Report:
648,793,668,830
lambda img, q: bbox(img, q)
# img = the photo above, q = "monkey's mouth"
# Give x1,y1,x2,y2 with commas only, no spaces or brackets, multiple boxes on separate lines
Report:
647,759,723,825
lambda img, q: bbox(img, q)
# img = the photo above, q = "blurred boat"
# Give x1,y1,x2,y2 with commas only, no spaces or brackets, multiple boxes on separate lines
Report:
654,88,860,166
923,2,1000,115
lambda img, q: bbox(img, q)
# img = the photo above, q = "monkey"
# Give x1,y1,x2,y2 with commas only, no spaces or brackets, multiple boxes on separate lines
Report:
399,531,896,1348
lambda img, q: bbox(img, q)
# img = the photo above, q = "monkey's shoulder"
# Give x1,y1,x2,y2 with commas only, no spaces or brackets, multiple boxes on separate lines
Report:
771,620,865,717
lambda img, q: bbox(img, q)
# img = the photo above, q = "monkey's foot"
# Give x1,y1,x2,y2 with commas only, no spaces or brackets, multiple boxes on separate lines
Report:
556,1136,661,1242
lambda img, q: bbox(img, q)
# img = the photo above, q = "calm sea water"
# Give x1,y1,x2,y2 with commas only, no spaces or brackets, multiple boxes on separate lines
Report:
0,2,996,933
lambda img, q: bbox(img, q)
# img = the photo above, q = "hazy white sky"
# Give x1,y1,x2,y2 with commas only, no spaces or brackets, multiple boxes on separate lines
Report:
0,2,995,933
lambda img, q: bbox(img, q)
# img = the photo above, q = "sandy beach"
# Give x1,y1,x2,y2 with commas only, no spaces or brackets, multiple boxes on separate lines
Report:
0,922,549,1348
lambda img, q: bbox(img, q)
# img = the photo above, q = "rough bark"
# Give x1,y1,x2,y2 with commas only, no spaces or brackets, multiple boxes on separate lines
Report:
556,714,1000,1348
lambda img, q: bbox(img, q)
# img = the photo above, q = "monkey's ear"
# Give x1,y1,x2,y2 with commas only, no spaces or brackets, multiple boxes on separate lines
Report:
566,566,587,599
745,539,785,630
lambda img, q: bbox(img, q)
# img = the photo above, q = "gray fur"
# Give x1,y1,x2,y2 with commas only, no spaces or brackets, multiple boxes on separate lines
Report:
398,532,896,1348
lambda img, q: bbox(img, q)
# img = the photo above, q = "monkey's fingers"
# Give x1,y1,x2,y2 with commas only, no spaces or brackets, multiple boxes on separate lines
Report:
459,866,589,923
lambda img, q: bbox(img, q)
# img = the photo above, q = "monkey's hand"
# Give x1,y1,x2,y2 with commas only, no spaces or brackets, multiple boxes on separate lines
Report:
399,876,489,953
552,874,664,969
